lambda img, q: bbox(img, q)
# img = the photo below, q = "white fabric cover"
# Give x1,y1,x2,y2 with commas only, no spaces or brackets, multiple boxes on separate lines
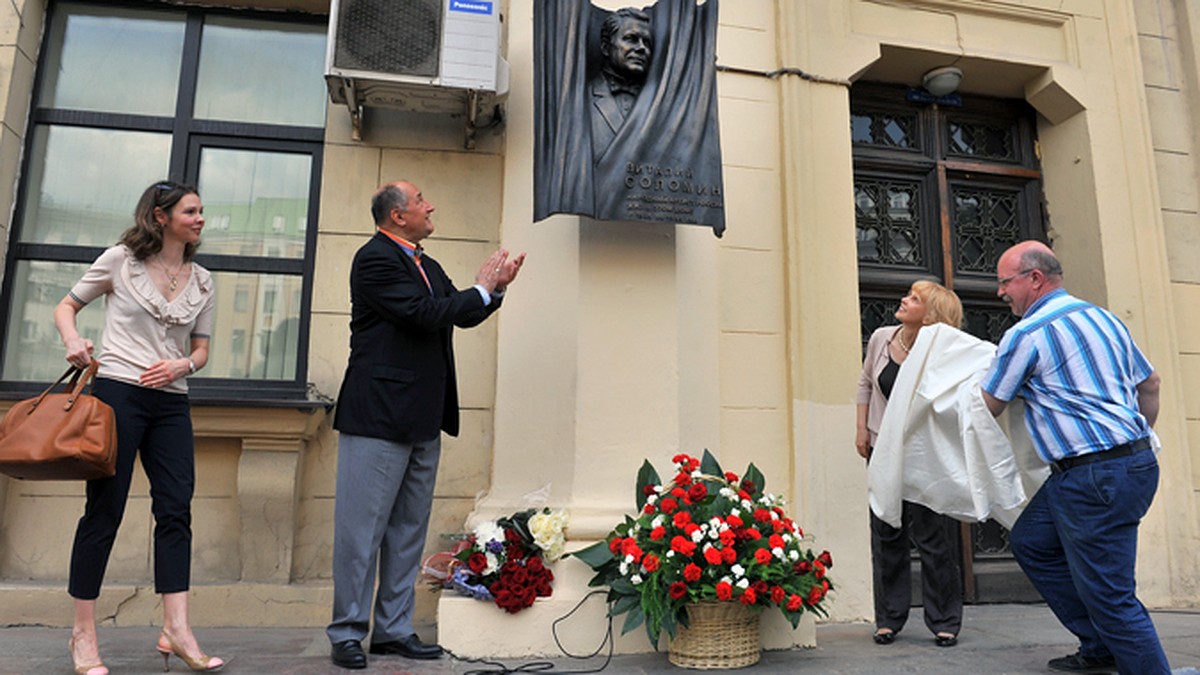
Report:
867,323,1049,530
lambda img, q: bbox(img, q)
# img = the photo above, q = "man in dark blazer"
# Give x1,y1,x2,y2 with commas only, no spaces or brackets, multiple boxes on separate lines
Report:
327,180,524,669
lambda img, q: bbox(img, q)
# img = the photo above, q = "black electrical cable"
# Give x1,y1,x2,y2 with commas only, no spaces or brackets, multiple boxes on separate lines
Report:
443,590,616,675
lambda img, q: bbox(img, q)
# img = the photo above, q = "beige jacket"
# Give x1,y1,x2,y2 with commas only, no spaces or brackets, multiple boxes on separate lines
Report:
856,325,903,446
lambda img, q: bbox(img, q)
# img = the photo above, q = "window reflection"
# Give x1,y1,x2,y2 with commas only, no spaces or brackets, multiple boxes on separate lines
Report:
194,16,327,126
198,149,311,259
207,272,303,380
1,262,102,381
38,3,184,116
19,126,171,246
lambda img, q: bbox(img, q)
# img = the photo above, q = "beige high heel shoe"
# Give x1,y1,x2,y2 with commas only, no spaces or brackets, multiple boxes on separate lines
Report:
68,637,109,675
156,632,226,672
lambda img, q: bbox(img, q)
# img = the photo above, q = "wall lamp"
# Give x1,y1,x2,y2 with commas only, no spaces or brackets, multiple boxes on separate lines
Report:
922,65,963,97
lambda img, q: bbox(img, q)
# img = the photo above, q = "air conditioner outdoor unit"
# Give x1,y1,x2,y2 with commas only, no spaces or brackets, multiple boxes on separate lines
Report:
325,0,510,141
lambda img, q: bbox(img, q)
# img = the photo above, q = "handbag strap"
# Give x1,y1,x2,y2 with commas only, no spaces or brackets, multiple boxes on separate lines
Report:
28,361,101,413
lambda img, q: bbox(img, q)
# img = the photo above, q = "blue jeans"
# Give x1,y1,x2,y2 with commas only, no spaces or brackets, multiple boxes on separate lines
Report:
1011,448,1169,674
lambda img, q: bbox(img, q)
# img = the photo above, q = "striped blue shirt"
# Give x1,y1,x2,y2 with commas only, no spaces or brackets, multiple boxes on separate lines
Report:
982,288,1154,463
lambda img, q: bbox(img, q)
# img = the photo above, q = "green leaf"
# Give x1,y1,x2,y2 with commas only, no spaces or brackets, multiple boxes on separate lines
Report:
571,540,613,569
621,603,646,635
635,460,660,510
700,449,724,478
612,593,641,616
743,462,766,496
610,577,636,595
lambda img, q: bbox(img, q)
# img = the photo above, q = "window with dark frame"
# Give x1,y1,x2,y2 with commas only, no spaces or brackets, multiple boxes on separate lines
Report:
0,0,327,402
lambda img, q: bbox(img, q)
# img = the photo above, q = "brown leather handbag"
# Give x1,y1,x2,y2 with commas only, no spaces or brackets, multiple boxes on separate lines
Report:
0,362,117,480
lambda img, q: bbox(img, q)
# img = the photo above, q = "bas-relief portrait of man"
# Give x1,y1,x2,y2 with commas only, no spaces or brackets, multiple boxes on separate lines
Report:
534,0,725,236
590,8,653,164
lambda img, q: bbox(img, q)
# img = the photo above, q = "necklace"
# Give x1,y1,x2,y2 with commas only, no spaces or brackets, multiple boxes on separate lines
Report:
155,255,186,292
896,328,913,353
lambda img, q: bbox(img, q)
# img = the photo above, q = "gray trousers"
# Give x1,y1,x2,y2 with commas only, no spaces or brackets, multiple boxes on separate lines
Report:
327,433,441,645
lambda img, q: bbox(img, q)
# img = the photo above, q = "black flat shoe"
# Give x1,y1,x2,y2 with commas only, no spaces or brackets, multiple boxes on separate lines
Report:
369,634,443,660
331,640,367,670
873,629,896,645
935,634,958,647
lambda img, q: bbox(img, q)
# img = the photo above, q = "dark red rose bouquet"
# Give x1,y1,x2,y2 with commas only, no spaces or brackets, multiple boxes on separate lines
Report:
574,451,834,644
449,508,567,614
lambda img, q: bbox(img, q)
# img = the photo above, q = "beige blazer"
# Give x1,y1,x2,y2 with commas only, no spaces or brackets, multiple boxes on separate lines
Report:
856,325,903,446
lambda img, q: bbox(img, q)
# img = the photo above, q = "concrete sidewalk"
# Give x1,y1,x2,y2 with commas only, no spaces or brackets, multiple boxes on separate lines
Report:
1,604,1197,674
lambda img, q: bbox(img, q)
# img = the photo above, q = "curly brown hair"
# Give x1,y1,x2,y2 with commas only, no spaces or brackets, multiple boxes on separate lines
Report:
120,180,201,261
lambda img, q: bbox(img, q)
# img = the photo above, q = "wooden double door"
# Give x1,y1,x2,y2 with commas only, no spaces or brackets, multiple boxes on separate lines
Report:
852,83,1044,602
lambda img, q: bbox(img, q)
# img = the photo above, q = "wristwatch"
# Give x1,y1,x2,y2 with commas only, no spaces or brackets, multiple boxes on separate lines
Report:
187,358,197,375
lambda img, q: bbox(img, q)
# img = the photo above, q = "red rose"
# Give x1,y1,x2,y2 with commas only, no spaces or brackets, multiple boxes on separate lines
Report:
650,526,667,541
726,515,743,528
643,553,661,572
687,483,708,503
506,544,524,561
642,484,657,496
671,535,696,557
669,582,688,600
740,588,757,605
808,585,825,605
795,560,812,574
737,489,751,501
724,471,739,483
468,552,487,574
643,503,655,514
786,594,803,612
674,471,692,486
768,535,785,550
683,563,702,582
704,546,723,565
527,557,545,573
754,548,772,564
715,581,733,600
684,524,701,538
620,539,643,563
740,479,756,494
659,497,678,513
721,547,737,564
818,550,833,568
719,529,736,546
752,580,768,594
673,511,692,528
814,560,826,579
771,586,786,604
754,508,771,523
608,537,623,554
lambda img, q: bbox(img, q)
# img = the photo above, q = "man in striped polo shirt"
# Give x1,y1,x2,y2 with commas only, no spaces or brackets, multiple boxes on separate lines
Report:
981,241,1169,674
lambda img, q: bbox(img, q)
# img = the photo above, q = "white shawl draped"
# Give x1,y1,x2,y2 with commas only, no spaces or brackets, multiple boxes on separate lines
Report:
867,323,1049,529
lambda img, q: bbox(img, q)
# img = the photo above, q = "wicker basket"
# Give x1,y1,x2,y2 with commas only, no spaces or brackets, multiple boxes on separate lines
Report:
668,601,761,670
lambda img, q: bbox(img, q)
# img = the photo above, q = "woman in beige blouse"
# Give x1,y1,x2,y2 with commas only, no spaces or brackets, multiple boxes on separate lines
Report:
55,181,222,674
855,280,964,648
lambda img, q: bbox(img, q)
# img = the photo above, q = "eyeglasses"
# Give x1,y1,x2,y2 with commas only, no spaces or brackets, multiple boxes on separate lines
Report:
997,269,1034,288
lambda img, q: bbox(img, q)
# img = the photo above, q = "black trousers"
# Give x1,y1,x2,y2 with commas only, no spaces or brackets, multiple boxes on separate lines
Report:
870,501,964,636
69,378,195,600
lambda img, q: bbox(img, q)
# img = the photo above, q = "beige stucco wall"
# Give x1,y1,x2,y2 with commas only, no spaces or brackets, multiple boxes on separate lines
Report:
0,0,1198,649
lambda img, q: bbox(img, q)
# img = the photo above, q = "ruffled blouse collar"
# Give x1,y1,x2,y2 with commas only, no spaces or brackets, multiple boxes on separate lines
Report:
121,249,213,327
